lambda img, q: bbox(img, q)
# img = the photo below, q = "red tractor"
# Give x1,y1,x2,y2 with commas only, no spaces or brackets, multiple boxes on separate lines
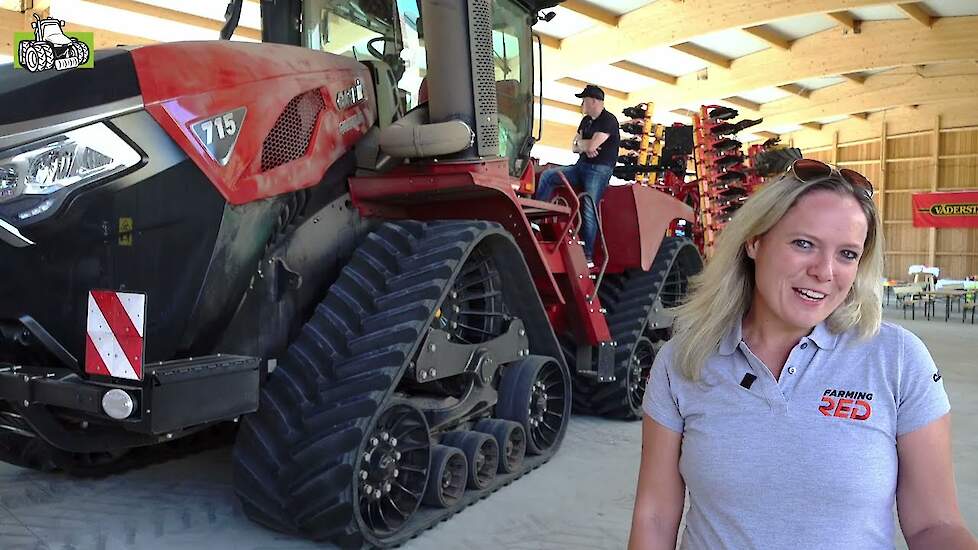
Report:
0,0,701,547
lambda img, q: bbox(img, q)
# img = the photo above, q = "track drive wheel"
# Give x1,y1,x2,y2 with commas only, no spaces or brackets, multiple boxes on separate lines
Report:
355,401,430,541
497,355,570,455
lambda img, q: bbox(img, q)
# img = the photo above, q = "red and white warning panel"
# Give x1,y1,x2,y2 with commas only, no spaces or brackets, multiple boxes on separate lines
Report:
85,291,146,380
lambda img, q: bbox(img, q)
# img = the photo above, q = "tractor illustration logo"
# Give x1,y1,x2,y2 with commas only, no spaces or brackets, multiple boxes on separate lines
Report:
17,14,90,72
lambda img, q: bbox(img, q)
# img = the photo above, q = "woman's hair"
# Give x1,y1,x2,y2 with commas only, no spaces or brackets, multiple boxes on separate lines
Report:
670,170,884,381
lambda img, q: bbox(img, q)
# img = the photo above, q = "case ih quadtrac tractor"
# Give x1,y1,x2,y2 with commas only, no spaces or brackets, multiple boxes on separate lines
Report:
0,0,701,547
17,13,91,72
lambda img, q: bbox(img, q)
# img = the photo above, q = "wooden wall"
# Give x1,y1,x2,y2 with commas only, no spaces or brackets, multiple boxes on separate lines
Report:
802,119,978,281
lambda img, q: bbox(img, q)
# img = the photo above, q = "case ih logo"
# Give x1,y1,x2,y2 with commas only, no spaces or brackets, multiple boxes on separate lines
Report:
336,79,365,109
14,14,93,72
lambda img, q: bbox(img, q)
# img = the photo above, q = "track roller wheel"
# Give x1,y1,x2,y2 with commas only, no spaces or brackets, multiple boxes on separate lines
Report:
355,402,430,541
473,418,525,474
422,444,467,508
440,431,498,490
626,337,657,415
497,355,570,455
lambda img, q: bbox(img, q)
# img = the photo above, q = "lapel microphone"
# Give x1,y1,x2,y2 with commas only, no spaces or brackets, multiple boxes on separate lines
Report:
740,373,757,389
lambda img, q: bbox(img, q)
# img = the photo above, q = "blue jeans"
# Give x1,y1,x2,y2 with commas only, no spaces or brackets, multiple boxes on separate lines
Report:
534,161,613,259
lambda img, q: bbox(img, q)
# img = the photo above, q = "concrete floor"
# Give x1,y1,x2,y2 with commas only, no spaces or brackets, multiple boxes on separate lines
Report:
0,308,974,550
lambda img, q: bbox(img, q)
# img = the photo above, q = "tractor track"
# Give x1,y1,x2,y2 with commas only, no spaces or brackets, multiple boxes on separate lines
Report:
232,220,571,549
570,237,701,419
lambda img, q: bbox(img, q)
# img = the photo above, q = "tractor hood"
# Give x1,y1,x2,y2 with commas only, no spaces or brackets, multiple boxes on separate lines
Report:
0,48,141,127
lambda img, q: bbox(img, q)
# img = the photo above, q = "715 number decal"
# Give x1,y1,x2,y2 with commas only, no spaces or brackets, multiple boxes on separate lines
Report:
190,107,247,166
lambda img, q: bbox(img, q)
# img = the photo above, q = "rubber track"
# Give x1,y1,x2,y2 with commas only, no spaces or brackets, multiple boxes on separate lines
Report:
570,237,700,419
232,221,566,549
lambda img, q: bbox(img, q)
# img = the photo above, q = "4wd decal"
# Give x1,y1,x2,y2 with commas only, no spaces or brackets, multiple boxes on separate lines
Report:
189,107,247,166
14,14,93,72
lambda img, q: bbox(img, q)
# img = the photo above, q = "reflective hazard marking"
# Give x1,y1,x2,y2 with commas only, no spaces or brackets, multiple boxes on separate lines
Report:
85,291,146,380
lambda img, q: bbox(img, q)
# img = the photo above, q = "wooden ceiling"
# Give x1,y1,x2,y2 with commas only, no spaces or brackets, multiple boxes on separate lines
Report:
534,0,978,146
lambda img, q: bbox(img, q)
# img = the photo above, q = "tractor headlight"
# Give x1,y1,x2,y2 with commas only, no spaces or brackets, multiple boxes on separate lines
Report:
0,123,140,218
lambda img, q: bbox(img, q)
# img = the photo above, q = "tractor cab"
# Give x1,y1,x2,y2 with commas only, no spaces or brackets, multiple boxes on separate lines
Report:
261,0,547,179
32,17,73,46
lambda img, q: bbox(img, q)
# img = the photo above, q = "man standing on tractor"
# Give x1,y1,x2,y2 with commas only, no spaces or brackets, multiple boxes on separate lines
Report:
534,84,621,265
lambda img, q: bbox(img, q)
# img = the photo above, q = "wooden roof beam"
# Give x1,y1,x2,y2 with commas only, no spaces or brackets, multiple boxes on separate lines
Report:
756,131,780,140
801,122,824,130
545,0,899,82
671,42,732,69
841,72,867,84
826,11,861,33
556,77,629,101
850,112,870,120
897,2,934,28
742,25,793,51
88,0,261,40
778,84,812,98
749,74,978,133
671,109,698,118
722,96,762,111
611,61,677,85
538,97,581,113
535,33,562,50
625,17,978,113
560,0,620,27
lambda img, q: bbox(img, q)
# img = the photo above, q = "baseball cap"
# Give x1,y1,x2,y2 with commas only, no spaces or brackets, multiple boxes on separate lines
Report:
574,84,605,101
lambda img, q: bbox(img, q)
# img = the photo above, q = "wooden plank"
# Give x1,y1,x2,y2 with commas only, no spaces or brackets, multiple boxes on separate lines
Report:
879,120,887,227
88,0,261,40
832,131,839,163
826,11,860,32
778,84,811,98
556,77,628,100
897,2,934,28
611,61,677,85
535,33,561,50
801,122,823,130
539,97,581,113
841,72,867,84
722,96,761,111
928,114,940,266
742,25,793,50
671,108,698,118
560,0,619,27
671,42,732,69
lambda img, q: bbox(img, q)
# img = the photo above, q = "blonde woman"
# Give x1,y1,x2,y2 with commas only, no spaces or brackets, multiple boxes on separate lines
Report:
628,160,977,549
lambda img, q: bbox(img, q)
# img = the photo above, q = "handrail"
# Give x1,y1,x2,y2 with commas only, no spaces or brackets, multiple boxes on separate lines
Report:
580,193,608,303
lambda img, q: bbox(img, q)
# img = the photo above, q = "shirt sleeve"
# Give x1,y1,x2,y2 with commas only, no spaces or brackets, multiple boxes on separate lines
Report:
896,328,951,436
598,112,619,136
642,342,684,433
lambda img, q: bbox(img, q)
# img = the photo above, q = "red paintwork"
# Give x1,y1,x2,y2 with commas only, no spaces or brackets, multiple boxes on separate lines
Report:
130,42,376,205
349,158,690,346
601,184,695,273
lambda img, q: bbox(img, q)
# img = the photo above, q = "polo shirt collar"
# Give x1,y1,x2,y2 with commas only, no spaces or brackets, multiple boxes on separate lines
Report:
717,316,839,355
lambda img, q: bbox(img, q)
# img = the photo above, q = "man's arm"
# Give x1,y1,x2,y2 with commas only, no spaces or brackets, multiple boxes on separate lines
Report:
584,131,610,158
572,132,584,153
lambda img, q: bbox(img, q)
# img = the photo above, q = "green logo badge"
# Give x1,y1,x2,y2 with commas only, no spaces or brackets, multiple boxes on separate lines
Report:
14,14,93,71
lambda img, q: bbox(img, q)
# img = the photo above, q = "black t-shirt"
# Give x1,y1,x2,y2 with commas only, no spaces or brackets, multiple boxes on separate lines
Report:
577,109,620,167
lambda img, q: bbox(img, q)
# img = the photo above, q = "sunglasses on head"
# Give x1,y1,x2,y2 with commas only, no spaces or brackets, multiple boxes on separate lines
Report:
787,159,874,199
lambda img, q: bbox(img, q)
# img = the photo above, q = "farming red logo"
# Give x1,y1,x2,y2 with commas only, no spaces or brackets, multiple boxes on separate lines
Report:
818,388,872,421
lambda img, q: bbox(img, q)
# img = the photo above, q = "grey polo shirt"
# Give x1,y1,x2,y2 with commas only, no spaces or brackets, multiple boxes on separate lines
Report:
643,319,950,550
